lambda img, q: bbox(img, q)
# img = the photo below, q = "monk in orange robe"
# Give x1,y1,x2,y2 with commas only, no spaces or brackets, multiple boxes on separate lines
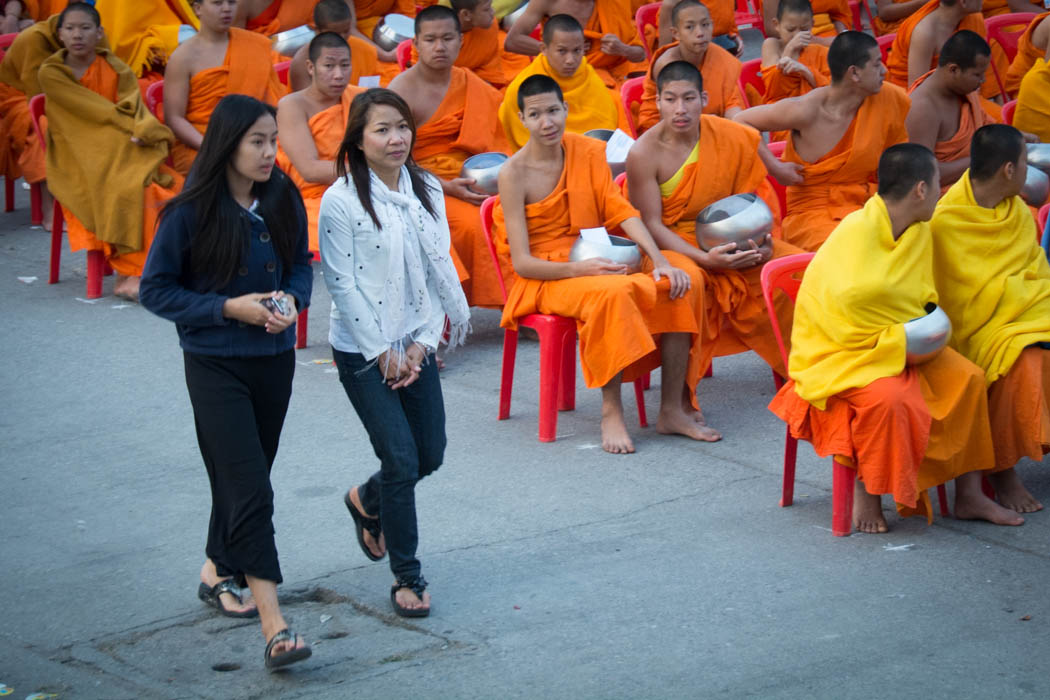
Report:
626,61,806,417
410,0,508,87
503,0,647,89
763,0,853,37
770,143,1016,534
164,0,285,175
497,74,716,453
980,0,1044,17
885,0,1007,100
1005,11,1049,95
736,31,911,251
288,0,384,91
759,0,831,109
907,30,1003,192
235,0,314,35
637,1,744,133
931,124,1048,516
391,6,510,306
657,0,744,57
38,3,182,301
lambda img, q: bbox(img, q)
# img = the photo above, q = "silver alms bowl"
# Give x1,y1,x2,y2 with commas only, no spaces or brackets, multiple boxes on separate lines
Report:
694,193,774,251
501,2,529,31
1021,165,1050,206
1027,143,1050,174
461,152,508,195
904,303,951,365
568,234,642,274
272,25,316,57
373,13,414,52
584,128,627,178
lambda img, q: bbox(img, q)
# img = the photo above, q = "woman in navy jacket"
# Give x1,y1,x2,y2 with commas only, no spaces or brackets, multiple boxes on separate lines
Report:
140,95,313,672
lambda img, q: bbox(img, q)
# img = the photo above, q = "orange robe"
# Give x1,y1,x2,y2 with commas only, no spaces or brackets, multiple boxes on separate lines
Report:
356,0,416,38
170,28,287,175
761,44,831,104
982,0,1042,16
579,0,647,89
348,35,384,86
40,51,182,276
655,116,805,377
1005,12,1049,95
810,0,855,35
637,42,744,133
414,67,510,308
781,84,910,251
21,0,67,20
95,0,198,78
244,0,315,36
275,86,366,253
498,29,532,85
885,0,1008,100
872,0,914,35
495,133,705,392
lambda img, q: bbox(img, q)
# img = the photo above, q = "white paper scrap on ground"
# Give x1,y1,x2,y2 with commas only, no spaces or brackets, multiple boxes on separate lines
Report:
75,297,101,304
17,276,37,284
580,226,611,245
606,129,635,162
111,304,131,309
359,75,381,87
883,543,915,551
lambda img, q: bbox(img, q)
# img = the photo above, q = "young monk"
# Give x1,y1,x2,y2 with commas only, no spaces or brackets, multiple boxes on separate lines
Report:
38,3,183,301
288,0,382,92
763,0,852,38
164,0,285,175
389,6,510,307
931,124,1050,516
760,0,831,106
734,31,911,251
1006,11,1049,96
503,0,646,89
498,14,626,151
626,61,806,401
885,0,1006,101
658,0,743,56
1013,40,1050,142
275,32,364,256
496,74,716,454
430,0,507,87
637,0,745,134
769,143,1019,534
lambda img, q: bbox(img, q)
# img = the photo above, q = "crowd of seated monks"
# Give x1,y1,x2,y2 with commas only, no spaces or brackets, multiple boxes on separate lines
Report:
1,0,1049,535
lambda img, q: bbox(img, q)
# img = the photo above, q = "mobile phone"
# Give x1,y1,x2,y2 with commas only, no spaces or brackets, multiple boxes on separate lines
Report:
260,295,289,316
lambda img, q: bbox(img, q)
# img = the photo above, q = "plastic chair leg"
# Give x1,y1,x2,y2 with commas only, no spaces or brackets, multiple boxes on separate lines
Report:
641,372,651,390
936,484,950,517
103,261,114,276
780,430,798,507
535,325,567,442
30,182,41,225
85,249,104,299
831,458,855,537
633,378,648,428
48,201,63,284
498,328,519,421
4,176,12,212
557,329,576,411
296,306,308,349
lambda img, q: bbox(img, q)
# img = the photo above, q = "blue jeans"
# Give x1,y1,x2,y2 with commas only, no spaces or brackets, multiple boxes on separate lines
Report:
333,348,446,580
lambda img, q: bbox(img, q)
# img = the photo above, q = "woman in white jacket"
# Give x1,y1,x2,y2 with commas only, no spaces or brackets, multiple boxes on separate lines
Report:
319,88,470,618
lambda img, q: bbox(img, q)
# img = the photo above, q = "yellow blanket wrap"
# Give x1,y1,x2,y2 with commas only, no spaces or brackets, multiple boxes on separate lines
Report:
96,0,199,77
789,195,938,409
931,171,1050,383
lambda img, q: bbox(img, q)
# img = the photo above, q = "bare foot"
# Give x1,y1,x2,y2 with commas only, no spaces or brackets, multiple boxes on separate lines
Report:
988,468,1043,513
435,354,446,370
113,275,140,302
200,559,256,615
852,482,888,533
656,406,722,442
394,586,431,613
601,408,635,454
348,486,386,558
955,482,1025,526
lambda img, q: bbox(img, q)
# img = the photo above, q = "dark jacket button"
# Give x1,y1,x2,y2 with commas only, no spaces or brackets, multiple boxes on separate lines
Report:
260,232,271,242
265,261,276,272
238,266,248,276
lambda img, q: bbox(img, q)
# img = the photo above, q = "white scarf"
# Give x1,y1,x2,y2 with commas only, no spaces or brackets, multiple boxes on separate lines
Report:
368,167,471,358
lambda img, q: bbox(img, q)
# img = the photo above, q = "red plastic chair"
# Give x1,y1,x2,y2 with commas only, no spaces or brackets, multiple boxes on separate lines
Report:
396,39,412,70
274,60,291,86
621,76,645,138
145,80,164,120
765,140,788,216
1039,203,1049,232
635,2,660,61
1002,98,1016,125
985,12,1036,63
761,253,950,536
877,32,895,63
29,94,106,298
479,196,648,442
735,0,764,34
738,57,763,108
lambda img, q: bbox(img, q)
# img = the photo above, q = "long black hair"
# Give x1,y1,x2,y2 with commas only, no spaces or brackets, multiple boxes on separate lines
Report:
160,95,304,290
334,88,437,229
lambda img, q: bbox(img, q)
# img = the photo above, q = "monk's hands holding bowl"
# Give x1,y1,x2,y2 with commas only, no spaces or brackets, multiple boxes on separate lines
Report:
263,291,297,334
768,159,804,187
573,257,629,277
706,242,764,270
651,263,692,300
444,177,489,205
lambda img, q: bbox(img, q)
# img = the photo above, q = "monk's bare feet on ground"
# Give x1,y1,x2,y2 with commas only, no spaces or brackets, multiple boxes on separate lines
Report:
601,405,635,454
657,406,722,442
348,486,386,558
113,275,140,302
988,468,1043,513
955,472,1025,526
853,482,888,533
200,559,256,615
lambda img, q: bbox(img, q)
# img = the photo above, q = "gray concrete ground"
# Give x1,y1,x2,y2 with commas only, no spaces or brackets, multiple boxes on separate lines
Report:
3,156,1050,697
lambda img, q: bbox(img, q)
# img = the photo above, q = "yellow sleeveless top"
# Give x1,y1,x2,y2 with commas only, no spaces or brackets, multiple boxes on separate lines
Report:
659,141,700,197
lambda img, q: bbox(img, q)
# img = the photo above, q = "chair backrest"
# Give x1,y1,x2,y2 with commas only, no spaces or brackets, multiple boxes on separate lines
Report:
480,195,510,304
0,31,16,57
877,32,895,63
1002,98,1016,125
734,0,763,32
738,57,763,108
396,39,412,70
765,140,788,214
760,252,815,370
985,12,1036,63
635,3,660,62
621,75,645,137
28,93,46,151
767,139,786,158
145,80,164,120
274,60,291,86
614,171,627,192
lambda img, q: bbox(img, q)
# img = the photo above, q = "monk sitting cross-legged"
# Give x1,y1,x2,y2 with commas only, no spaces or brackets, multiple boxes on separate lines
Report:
760,0,831,111
931,124,1050,516
734,31,911,251
1005,11,1048,95
496,74,717,454
164,0,286,175
636,1,745,134
390,6,510,307
627,61,806,430
499,14,627,151
39,2,184,301
1013,37,1050,143
769,144,1018,534
288,0,383,93
275,32,364,256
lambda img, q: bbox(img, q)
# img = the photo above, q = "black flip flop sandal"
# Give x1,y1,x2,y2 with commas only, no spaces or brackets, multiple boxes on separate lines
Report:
344,490,385,561
197,580,258,618
264,628,312,671
390,575,430,618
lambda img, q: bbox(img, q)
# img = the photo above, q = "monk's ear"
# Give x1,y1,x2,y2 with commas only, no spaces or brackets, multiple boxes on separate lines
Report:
700,90,709,109
914,178,928,202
